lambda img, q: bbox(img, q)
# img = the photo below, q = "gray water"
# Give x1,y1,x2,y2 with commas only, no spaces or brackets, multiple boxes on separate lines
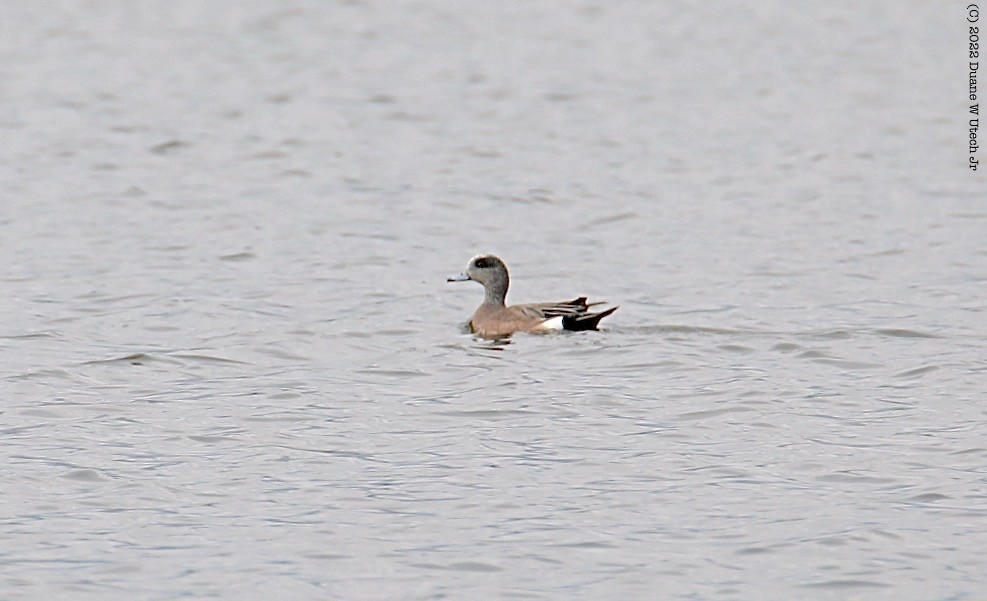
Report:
2,1,985,599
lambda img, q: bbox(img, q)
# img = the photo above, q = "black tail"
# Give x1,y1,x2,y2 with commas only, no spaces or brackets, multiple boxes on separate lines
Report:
562,306,618,331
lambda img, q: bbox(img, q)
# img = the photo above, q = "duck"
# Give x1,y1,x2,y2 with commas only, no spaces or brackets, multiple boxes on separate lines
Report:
447,254,618,338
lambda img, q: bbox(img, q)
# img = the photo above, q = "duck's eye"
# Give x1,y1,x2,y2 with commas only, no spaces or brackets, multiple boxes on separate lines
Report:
474,258,489,268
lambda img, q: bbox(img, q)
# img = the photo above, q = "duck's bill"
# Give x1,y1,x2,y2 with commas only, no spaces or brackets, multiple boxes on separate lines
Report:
447,273,471,282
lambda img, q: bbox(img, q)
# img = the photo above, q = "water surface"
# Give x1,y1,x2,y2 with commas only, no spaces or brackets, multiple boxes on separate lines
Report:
2,1,984,600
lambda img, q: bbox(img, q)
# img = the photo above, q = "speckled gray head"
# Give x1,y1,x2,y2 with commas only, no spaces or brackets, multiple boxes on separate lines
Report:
447,254,510,305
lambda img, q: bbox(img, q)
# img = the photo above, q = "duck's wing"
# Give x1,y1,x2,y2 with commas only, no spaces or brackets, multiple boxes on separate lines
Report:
514,297,601,319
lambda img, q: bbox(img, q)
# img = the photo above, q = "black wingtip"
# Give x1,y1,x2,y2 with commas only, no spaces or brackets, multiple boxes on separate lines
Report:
561,305,618,331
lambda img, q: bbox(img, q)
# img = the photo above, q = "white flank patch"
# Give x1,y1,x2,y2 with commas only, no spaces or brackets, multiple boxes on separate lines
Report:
534,316,565,331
